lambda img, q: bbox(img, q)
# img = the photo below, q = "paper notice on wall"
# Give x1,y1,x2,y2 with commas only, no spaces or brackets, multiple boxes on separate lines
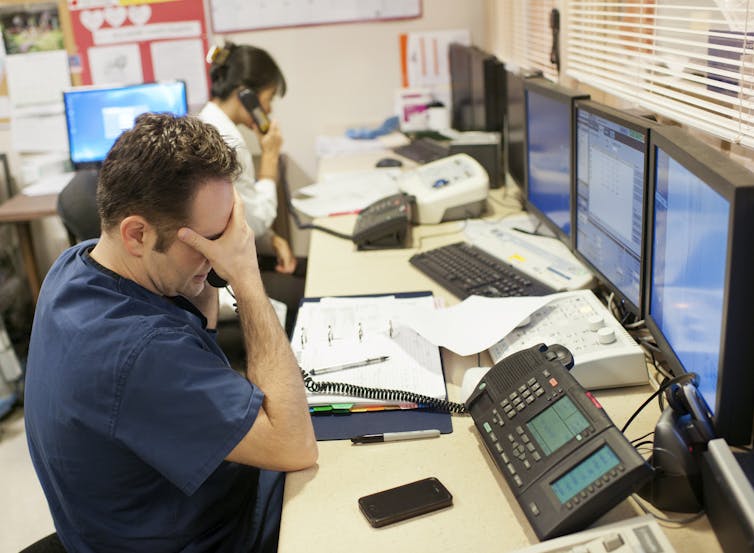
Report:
399,29,471,107
151,38,208,108
88,43,143,84
5,50,70,107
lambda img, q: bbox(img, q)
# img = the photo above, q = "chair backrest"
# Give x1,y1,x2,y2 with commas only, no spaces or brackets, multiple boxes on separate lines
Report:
19,532,67,553
56,169,100,243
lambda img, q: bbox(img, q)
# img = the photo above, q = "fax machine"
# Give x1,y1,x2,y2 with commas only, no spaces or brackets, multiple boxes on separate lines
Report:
397,153,489,224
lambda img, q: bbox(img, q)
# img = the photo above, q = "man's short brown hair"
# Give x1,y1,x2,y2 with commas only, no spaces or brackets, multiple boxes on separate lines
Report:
97,113,240,251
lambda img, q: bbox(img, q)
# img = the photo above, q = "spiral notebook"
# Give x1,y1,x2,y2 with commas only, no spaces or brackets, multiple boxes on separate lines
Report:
291,291,452,440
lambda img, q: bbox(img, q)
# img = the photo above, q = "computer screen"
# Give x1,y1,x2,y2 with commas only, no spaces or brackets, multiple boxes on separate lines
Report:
505,69,527,188
574,101,653,318
646,126,754,445
63,80,188,168
524,78,588,244
449,43,473,132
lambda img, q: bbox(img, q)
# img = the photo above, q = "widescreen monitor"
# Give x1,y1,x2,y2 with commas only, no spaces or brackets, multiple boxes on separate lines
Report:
524,78,588,244
504,69,527,188
449,43,473,131
63,80,188,169
574,100,654,319
646,126,754,445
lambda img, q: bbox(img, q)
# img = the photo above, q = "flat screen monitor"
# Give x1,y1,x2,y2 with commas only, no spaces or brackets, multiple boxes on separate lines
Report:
574,100,654,319
483,57,506,134
505,69,527,188
524,78,588,244
449,43,473,131
646,126,754,445
63,80,188,169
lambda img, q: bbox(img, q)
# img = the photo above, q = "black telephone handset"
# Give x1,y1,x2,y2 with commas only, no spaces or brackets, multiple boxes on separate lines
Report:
352,193,413,250
238,88,270,134
465,343,652,540
207,269,227,288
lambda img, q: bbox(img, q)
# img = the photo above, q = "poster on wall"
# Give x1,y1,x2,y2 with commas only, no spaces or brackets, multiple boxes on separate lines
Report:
66,0,210,109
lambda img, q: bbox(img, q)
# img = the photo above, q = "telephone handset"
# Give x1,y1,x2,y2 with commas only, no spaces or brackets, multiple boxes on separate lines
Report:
352,193,413,250
238,88,270,134
207,269,227,288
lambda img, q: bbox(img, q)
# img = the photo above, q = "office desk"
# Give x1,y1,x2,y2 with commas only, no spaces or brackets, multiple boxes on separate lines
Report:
279,175,722,552
0,193,59,303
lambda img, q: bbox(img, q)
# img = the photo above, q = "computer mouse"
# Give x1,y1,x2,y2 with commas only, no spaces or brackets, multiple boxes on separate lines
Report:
375,157,403,168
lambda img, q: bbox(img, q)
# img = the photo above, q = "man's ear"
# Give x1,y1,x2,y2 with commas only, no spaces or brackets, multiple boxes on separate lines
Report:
120,215,152,257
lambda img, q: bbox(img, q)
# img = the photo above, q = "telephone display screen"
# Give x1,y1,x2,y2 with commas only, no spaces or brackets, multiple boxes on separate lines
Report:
550,445,620,503
526,396,590,456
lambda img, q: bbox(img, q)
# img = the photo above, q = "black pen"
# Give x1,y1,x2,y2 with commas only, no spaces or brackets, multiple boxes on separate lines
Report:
351,429,441,444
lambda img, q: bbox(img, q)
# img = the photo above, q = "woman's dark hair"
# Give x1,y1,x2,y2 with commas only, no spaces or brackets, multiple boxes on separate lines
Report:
97,113,240,252
209,42,287,99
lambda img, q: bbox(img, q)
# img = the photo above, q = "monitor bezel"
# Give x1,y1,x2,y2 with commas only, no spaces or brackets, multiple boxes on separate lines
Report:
572,99,655,320
645,125,754,446
63,80,188,170
523,77,589,247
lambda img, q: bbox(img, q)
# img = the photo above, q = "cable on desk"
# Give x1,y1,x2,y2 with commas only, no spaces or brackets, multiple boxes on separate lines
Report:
630,493,705,526
299,369,469,414
620,372,698,434
281,170,355,241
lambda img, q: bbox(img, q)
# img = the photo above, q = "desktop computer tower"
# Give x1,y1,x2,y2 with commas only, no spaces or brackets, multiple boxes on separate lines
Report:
449,132,502,189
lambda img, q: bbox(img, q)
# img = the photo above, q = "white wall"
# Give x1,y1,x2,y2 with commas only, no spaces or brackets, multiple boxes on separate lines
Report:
217,0,488,181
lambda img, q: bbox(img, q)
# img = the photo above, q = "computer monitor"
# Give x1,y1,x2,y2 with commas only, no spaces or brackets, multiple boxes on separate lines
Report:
483,57,506,134
645,126,754,446
573,100,654,319
524,78,588,244
504,69,527,188
449,43,473,131
63,80,188,169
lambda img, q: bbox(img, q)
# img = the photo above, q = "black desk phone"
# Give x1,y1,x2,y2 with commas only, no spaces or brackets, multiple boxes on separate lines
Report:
465,344,652,540
352,193,413,250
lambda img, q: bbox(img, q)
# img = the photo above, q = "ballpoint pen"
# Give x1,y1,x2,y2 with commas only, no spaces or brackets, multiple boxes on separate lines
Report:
351,429,441,444
310,355,390,376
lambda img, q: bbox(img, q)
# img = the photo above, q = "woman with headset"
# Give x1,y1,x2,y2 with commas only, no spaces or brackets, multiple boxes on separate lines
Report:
200,42,305,334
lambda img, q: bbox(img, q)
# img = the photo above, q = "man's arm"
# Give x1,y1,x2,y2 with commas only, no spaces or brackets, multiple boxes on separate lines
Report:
178,193,317,472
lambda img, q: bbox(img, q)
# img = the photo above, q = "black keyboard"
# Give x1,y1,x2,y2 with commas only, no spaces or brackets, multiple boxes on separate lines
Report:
409,242,556,299
393,138,449,164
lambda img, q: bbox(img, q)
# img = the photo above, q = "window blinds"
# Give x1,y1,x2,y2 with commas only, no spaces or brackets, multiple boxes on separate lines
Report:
566,0,754,147
502,0,560,81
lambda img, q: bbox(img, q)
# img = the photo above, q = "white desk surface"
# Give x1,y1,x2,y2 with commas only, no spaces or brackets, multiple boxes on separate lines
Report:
278,153,722,553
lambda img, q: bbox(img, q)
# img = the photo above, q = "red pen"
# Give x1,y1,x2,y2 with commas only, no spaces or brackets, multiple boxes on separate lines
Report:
328,209,362,217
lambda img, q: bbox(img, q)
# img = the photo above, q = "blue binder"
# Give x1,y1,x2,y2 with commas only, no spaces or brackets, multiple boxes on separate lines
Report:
296,291,453,441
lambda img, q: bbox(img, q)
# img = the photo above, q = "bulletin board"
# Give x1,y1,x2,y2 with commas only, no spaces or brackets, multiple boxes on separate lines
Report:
66,0,210,108
208,0,422,34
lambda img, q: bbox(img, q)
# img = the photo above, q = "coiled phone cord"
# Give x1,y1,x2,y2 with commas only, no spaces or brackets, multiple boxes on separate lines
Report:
300,369,469,414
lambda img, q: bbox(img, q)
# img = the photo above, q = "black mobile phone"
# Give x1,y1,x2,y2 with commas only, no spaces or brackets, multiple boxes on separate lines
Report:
238,88,270,134
358,477,452,528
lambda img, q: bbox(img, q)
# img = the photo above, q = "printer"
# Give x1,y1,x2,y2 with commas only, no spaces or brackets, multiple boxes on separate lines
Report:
397,153,489,224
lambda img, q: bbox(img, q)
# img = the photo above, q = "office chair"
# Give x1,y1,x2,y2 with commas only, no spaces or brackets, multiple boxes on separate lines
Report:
19,532,66,553
56,170,100,244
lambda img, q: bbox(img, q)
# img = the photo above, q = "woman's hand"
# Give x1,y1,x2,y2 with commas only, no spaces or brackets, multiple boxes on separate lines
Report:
272,234,296,274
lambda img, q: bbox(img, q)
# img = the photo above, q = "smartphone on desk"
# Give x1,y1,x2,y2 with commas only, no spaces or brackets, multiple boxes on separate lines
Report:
238,88,270,134
358,477,452,528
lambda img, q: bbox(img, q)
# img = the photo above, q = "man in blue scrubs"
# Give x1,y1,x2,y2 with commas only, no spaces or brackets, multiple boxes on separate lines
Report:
24,113,318,552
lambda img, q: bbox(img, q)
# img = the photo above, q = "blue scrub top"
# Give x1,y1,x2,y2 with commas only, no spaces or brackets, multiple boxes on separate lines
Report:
24,241,266,552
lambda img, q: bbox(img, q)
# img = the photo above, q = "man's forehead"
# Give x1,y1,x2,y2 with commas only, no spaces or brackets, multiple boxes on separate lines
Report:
187,178,234,238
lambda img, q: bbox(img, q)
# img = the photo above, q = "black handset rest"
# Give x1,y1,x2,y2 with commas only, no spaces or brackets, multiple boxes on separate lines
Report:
352,193,413,250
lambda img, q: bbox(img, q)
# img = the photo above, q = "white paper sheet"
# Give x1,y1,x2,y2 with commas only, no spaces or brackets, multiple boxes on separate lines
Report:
291,169,400,217
22,171,75,196
5,50,70,107
398,294,568,356
150,38,208,108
